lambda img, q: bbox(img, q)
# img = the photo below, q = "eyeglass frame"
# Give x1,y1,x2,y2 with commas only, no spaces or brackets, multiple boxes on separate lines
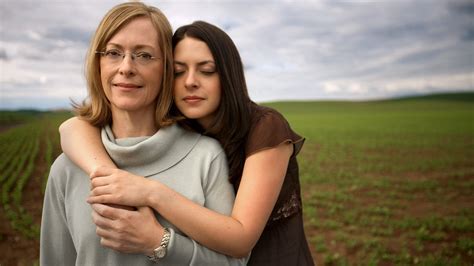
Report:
95,49,160,65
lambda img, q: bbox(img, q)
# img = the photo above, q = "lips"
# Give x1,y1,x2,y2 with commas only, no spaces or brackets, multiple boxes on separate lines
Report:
183,95,205,103
114,83,143,90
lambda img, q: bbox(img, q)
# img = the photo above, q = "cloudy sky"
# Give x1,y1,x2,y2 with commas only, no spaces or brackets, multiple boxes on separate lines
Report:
0,0,473,110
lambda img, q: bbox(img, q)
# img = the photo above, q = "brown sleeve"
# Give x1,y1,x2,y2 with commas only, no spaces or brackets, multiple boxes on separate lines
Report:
245,109,305,158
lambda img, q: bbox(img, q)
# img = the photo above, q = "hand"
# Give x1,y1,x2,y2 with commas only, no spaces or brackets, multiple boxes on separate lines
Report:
91,203,163,255
87,166,153,207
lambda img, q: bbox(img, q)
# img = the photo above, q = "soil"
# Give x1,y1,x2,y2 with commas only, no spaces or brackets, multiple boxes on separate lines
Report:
0,178,43,266
0,130,46,266
0,136,319,266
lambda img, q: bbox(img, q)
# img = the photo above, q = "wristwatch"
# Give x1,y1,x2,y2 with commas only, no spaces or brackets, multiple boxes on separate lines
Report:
147,228,171,263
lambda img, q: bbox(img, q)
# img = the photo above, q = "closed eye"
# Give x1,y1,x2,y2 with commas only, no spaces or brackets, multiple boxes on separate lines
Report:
201,70,216,76
174,70,185,76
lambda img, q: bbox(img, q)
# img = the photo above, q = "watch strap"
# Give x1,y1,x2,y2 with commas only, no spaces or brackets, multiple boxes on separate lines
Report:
159,227,171,250
147,228,171,263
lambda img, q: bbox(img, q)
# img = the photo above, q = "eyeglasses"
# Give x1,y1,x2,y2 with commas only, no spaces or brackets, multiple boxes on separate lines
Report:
96,49,159,65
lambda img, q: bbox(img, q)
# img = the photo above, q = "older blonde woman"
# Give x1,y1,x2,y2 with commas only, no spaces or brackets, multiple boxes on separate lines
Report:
40,3,246,265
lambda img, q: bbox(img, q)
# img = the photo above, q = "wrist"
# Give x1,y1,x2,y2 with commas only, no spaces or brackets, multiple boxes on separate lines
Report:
147,180,164,210
145,228,164,256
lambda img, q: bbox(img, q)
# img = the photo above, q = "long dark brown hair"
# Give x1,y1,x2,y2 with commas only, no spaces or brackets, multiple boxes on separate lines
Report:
172,21,254,187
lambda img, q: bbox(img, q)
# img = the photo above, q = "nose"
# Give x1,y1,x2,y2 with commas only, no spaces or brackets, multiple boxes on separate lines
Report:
184,70,198,90
118,54,136,77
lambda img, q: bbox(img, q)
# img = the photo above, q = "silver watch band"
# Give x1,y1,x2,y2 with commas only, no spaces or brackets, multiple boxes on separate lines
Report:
147,228,171,263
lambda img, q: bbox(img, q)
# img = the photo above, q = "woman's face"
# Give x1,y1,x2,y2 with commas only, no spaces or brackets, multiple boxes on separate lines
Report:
173,37,221,129
100,17,163,114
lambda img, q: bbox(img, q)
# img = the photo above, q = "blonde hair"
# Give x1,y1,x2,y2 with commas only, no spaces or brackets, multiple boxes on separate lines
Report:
74,2,174,127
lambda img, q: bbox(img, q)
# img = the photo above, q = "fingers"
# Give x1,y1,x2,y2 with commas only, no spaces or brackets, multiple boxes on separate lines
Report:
91,203,121,220
92,203,137,219
87,185,114,204
87,194,126,206
92,205,152,254
90,184,111,197
92,207,137,253
90,166,117,179
92,209,114,229
98,234,135,254
90,175,112,188
96,228,131,253
99,236,123,251
87,195,107,204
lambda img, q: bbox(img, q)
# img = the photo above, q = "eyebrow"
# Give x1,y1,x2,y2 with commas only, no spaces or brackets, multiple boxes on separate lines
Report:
174,60,215,66
106,43,157,50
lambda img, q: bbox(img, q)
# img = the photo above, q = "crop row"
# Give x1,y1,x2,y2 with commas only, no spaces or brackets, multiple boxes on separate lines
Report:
0,112,70,239
1,122,43,238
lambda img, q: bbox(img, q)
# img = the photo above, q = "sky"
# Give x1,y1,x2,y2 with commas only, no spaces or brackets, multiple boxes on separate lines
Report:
0,0,473,110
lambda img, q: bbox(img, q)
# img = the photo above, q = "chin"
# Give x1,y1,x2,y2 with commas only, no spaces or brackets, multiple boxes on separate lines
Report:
181,111,203,120
112,101,148,112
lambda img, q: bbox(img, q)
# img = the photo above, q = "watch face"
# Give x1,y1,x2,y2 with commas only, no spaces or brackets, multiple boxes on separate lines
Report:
155,247,166,258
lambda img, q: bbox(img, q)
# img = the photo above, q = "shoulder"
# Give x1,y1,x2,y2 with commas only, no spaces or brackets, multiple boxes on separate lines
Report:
45,154,79,196
49,154,73,175
246,104,304,157
251,104,280,119
250,105,288,129
48,153,82,182
194,134,226,159
248,105,293,140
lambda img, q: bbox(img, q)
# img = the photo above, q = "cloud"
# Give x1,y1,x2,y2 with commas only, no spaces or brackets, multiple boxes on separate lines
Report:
0,48,7,60
0,0,473,109
448,0,474,15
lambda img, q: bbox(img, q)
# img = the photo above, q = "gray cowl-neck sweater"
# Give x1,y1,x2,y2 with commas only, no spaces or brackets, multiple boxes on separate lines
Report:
41,123,247,265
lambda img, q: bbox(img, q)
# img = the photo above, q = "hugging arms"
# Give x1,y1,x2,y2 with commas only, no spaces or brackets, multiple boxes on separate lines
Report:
51,12,313,265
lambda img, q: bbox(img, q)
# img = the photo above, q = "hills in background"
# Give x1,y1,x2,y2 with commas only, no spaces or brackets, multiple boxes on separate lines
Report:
1,91,473,120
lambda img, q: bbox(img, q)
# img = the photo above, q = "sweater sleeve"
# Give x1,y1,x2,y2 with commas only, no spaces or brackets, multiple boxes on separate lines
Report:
163,230,248,265
40,156,77,265
159,150,248,265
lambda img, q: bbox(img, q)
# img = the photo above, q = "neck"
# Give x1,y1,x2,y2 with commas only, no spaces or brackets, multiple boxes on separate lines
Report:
111,108,158,138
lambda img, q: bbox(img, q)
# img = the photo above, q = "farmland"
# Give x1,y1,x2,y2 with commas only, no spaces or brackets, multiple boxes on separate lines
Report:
266,93,474,265
1,92,473,265
0,110,70,265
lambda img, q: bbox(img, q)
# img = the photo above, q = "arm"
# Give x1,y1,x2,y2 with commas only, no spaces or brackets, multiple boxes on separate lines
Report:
92,204,247,265
91,149,247,265
89,143,293,257
164,151,249,266
60,118,248,263
40,160,77,265
150,143,293,257
68,113,292,257
59,117,116,173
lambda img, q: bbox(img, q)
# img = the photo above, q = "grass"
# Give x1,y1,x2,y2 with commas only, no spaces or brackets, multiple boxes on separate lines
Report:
265,92,474,265
1,92,473,265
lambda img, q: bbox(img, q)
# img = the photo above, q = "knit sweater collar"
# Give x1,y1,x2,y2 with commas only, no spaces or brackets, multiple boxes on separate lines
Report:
101,123,200,177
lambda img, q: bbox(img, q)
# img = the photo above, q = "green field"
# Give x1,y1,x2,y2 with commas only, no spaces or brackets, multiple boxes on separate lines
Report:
0,109,71,265
266,92,474,265
1,92,473,265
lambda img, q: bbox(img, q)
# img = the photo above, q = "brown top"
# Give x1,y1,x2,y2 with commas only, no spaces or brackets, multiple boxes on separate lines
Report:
238,104,314,265
242,104,305,225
